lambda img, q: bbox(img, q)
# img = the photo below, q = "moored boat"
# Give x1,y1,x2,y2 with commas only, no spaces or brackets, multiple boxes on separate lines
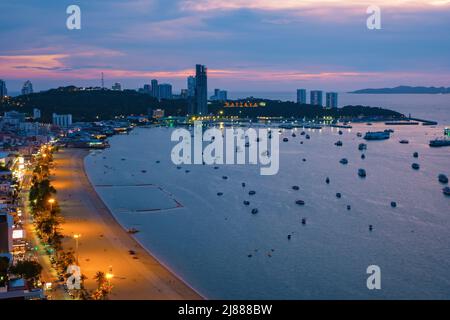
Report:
364,131,390,140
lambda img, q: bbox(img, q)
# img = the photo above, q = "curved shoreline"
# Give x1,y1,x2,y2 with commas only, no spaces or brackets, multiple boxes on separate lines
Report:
53,148,203,300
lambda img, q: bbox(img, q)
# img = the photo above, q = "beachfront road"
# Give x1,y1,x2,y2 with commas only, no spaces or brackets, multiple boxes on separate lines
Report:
51,148,202,300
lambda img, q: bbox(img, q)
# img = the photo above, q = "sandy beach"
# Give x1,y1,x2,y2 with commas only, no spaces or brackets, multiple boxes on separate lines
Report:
51,148,202,300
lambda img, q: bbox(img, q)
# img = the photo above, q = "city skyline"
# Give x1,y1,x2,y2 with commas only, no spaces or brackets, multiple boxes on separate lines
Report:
1,1,450,92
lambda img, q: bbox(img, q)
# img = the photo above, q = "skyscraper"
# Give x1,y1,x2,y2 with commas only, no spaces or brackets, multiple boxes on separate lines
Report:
0,80,7,98
326,92,338,109
21,80,33,95
296,89,306,104
151,79,159,99
158,84,173,100
195,64,208,115
187,76,196,97
310,90,323,106
210,89,227,102
143,84,151,94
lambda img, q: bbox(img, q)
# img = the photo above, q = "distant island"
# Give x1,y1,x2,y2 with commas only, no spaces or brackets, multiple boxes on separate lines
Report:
0,86,404,122
350,86,450,94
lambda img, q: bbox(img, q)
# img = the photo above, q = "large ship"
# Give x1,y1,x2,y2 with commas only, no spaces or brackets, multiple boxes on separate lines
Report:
363,131,390,140
429,139,450,147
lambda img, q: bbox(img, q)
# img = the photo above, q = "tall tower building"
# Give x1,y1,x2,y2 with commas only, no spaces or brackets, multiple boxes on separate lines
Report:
0,80,7,98
187,76,196,97
310,90,323,106
326,92,338,109
158,84,173,100
151,79,159,99
296,89,306,104
195,64,208,115
21,80,33,95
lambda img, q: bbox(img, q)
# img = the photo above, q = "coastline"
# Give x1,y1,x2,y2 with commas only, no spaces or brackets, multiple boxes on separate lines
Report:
52,148,203,300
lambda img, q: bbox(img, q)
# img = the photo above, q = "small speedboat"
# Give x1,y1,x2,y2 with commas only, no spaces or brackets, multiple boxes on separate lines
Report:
283,138,289,142
340,158,348,165
443,187,450,196
358,169,367,177
305,135,310,140
438,174,448,184
357,132,363,138
334,141,343,146
399,140,409,144
358,143,367,151
412,163,420,170
296,200,305,206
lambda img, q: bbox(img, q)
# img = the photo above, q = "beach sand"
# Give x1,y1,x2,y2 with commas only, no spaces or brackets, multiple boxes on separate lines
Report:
51,148,202,300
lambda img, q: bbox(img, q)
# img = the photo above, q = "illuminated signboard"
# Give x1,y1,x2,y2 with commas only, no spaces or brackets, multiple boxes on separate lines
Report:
12,229,24,239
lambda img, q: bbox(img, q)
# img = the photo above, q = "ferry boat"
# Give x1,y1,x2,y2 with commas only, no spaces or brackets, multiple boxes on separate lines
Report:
429,139,450,147
364,131,390,140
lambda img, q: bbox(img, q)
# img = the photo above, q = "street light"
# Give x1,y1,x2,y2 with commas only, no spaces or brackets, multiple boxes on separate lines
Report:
48,198,55,211
73,234,81,264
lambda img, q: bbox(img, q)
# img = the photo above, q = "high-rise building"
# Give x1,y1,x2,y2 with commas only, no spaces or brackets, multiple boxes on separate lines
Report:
52,113,72,128
33,108,41,120
326,92,338,109
151,79,159,99
21,80,33,95
195,64,208,115
158,84,173,100
0,80,7,98
296,89,306,104
112,82,122,91
143,84,151,94
310,90,323,106
210,89,227,102
187,76,196,97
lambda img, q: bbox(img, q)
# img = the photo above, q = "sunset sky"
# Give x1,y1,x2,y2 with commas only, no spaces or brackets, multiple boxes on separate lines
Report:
1,0,450,93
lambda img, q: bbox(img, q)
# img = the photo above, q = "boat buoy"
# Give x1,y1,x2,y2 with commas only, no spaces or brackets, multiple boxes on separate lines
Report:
326,177,330,184
301,218,306,225
242,182,246,187
361,154,366,159
347,205,351,210
287,235,291,240
369,225,373,231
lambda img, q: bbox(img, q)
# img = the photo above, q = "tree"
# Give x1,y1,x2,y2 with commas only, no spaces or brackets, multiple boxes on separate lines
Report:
9,260,42,284
0,256,10,287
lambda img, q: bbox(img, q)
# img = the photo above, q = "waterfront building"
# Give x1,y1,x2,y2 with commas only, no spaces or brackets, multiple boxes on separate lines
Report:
2,111,26,126
151,79,159,99
52,113,72,128
326,92,338,109
112,82,122,91
21,80,33,95
195,64,208,115
296,89,307,104
0,80,6,98
158,84,173,100
153,109,165,119
180,89,188,98
210,89,228,102
310,90,323,106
